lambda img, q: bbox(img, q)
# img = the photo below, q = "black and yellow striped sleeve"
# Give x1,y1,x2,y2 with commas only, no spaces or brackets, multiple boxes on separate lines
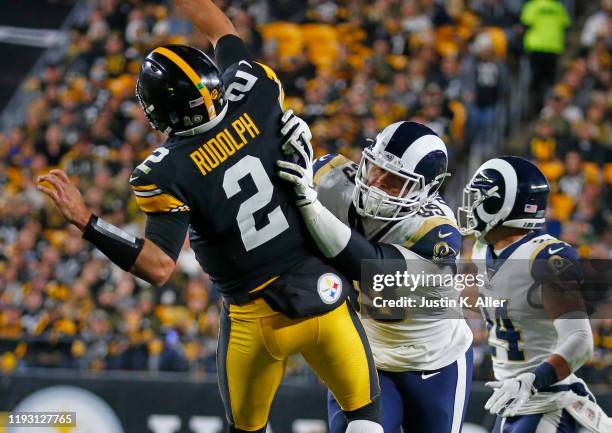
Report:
131,181,190,214
130,176,190,260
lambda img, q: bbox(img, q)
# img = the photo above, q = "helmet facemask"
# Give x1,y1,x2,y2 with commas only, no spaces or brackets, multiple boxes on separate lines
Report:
457,183,511,240
136,79,169,133
353,147,448,221
458,185,498,235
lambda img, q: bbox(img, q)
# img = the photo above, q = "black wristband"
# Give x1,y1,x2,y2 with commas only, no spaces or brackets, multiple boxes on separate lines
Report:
82,214,145,271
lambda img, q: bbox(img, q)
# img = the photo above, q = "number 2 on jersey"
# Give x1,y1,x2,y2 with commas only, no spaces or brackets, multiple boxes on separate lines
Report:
223,155,289,251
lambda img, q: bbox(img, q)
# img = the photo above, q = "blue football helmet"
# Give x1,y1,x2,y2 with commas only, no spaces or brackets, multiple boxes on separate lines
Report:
353,121,450,221
458,156,550,237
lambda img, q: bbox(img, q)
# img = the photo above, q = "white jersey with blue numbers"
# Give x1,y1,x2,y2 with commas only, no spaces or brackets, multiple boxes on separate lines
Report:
472,231,595,414
314,154,473,371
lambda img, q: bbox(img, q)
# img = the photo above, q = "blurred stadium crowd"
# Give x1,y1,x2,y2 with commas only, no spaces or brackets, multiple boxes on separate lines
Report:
0,0,610,385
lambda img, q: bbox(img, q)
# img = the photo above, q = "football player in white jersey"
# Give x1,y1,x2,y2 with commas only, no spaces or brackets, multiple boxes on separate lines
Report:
458,156,610,433
277,112,473,433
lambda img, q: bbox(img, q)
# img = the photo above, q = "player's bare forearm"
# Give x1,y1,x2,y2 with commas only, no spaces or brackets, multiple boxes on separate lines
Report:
130,239,176,286
546,353,571,382
172,0,238,47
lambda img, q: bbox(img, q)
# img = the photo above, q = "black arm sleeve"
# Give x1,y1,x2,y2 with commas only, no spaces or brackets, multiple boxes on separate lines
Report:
214,34,253,71
330,229,406,281
145,212,190,262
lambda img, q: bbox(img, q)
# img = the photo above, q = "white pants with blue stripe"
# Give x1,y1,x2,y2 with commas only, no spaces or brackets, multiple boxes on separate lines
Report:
328,347,473,433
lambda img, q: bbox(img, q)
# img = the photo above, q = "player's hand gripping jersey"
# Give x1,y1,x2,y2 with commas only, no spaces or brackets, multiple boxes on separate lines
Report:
130,36,316,299
314,153,473,371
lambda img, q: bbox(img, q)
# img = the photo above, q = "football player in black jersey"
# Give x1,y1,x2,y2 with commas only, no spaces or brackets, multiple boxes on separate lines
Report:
37,1,382,432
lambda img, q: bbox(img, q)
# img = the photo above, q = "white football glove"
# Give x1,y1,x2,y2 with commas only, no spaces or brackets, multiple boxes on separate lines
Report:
280,109,313,157
484,372,536,417
277,110,317,207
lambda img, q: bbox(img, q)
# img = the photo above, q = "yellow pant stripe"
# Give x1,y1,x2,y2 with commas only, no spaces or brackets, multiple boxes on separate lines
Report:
303,302,376,411
249,276,279,294
153,47,216,119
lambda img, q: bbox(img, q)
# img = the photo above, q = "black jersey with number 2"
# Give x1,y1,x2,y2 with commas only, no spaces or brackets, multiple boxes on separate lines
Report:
129,35,313,296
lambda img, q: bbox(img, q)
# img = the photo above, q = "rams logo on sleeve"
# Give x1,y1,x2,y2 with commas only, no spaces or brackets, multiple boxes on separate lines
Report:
403,220,461,263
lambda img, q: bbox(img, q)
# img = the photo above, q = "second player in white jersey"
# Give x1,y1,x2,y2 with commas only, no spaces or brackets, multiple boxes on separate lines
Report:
459,156,610,433
472,233,593,407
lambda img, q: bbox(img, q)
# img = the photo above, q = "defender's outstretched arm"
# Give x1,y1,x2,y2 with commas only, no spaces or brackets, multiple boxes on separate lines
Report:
172,0,239,47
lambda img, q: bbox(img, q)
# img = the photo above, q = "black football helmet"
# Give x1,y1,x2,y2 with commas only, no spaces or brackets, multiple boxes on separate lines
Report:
136,45,227,135
458,156,550,237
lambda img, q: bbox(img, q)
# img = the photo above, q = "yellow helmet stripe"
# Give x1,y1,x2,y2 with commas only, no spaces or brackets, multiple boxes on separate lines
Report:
153,47,217,119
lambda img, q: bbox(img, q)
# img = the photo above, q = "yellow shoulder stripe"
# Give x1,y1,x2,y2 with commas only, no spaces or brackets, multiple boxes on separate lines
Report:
256,62,284,108
135,193,189,213
402,216,457,249
256,62,279,81
153,47,216,119
314,155,353,185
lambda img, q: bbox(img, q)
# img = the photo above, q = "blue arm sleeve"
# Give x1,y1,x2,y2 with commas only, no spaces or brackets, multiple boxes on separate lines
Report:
331,230,406,281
